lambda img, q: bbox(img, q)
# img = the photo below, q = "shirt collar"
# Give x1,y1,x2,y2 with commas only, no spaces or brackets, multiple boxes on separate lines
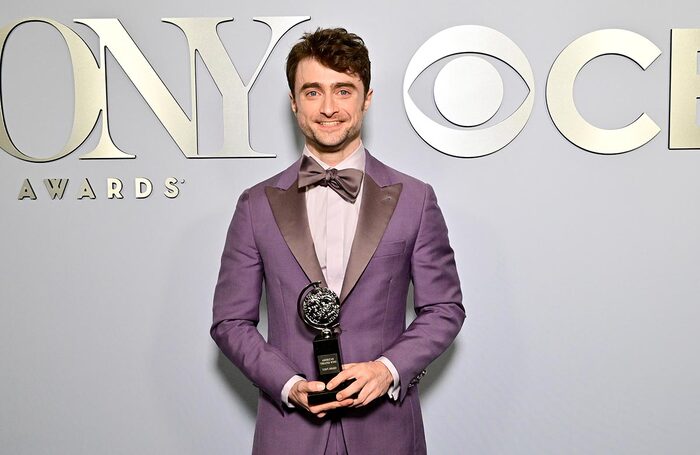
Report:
302,141,366,171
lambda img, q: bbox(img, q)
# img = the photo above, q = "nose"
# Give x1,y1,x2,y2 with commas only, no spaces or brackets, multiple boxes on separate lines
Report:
320,95,338,117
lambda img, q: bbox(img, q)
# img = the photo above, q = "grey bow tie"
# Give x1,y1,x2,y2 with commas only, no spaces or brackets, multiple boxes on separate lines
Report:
298,155,364,203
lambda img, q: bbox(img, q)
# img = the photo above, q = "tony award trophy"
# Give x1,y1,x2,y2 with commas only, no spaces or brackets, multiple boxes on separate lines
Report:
298,281,353,405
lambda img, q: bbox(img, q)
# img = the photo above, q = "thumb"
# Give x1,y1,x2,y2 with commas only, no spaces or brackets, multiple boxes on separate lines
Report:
304,381,326,392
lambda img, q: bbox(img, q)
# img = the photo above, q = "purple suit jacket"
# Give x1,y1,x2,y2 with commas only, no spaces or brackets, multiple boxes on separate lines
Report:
212,151,465,454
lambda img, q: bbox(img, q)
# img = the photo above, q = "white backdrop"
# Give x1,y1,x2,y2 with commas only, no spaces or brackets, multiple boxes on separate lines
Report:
1,0,699,453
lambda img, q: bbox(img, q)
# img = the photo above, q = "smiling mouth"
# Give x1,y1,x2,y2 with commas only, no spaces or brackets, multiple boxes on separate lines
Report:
318,120,343,126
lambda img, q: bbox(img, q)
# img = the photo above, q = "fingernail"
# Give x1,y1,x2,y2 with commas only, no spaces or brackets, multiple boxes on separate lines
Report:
316,383,325,391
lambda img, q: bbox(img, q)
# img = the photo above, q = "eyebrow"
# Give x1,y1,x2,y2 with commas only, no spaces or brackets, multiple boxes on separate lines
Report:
299,81,359,92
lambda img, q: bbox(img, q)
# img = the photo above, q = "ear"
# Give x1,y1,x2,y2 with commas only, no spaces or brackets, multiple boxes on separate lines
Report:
363,88,374,111
289,92,297,113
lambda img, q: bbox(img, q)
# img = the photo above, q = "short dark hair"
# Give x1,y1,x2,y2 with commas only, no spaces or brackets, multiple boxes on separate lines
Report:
286,28,371,96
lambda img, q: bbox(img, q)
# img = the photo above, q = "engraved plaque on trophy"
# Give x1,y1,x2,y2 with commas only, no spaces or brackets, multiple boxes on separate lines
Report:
297,281,353,405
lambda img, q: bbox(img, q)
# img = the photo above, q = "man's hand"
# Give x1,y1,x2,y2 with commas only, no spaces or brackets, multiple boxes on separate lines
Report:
327,361,393,407
288,380,354,418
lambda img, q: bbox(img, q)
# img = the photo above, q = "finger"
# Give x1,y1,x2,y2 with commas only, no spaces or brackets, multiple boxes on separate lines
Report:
335,377,366,401
353,382,373,405
353,388,379,407
317,412,326,418
298,381,326,393
308,402,336,414
326,370,353,391
352,389,381,408
341,363,357,370
309,398,353,415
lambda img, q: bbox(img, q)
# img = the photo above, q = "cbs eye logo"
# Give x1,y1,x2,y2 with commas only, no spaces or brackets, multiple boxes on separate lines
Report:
403,25,535,158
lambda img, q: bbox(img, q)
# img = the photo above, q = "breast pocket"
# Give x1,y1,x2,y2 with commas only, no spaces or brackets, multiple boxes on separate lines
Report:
372,240,406,258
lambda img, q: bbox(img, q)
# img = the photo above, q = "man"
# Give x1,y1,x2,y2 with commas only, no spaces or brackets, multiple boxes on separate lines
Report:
212,28,465,454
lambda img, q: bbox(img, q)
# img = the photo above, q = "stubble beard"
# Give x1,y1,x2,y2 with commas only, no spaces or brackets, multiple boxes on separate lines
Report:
303,119,363,156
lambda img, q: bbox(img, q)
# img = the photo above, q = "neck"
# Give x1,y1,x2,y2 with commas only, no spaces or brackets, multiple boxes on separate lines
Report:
306,138,362,167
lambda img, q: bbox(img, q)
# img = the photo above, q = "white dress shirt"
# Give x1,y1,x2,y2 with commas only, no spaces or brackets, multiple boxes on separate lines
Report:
305,144,365,296
281,143,400,406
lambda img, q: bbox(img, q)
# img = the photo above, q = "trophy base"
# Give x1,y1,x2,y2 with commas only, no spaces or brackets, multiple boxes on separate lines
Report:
307,379,356,406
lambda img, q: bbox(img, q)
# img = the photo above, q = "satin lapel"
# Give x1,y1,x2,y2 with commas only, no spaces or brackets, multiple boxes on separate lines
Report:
340,175,403,302
265,182,326,286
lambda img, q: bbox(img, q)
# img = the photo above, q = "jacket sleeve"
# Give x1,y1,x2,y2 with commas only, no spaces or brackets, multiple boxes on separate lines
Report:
380,184,466,402
211,189,301,405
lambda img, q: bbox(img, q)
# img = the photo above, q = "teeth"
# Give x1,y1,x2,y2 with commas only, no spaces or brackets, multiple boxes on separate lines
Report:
319,121,341,126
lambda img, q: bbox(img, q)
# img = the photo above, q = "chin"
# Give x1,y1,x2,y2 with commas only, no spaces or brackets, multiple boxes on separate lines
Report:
315,136,350,150
316,144,346,154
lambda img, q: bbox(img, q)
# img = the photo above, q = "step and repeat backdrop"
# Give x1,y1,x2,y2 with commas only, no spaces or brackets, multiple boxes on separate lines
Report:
1,0,699,453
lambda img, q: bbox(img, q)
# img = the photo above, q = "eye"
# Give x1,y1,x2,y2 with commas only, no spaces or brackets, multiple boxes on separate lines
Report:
338,89,351,96
403,25,535,158
306,90,318,97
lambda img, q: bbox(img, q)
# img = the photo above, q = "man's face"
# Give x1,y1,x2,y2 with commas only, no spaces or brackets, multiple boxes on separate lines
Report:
290,58,373,159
